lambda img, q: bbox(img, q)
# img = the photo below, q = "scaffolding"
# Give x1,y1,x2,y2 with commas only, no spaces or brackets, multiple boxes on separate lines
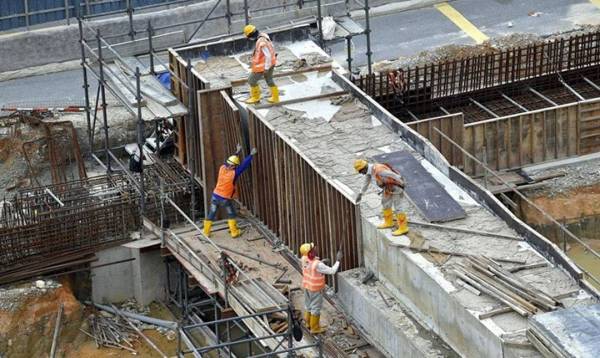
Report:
75,6,333,354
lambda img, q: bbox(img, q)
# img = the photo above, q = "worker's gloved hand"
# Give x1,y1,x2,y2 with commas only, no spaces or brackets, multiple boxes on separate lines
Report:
336,250,343,262
355,192,362,202
235,143,242,154
251,147,258,155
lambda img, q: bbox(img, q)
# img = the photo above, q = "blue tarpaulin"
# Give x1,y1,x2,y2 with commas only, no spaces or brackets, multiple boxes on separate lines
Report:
157,71,171,90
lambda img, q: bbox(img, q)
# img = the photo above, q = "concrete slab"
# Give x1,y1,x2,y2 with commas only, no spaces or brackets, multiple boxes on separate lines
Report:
529,304,600,358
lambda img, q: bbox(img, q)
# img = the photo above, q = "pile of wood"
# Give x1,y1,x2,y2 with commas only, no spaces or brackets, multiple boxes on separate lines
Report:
452,256,560,317
268,311,293,334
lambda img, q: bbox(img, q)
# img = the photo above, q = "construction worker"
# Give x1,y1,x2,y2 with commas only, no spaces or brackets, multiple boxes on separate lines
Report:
203,144,257,238
300,243,342,334
243,24,279,104
354,159,409,236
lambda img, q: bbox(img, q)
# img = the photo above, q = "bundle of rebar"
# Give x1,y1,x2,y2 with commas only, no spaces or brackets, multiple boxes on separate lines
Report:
85,314,140,354
452,256,560,317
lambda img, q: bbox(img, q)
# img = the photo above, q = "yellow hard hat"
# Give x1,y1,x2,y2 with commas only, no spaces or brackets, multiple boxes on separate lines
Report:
227,155,240,166
299,243,314,256
354,159,368,172
243,24,256,38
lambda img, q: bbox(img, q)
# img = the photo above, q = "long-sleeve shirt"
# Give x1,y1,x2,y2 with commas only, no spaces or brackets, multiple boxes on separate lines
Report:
212,154,254,201
316,260,340,275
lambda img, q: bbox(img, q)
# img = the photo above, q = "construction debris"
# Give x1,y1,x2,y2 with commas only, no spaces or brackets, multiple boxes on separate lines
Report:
452,256,561,317
85,314,140,354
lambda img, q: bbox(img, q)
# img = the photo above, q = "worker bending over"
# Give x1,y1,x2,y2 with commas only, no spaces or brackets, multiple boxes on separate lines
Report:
243,24,279,104
203,144,257,238
300,243,342,334
354,159,409,236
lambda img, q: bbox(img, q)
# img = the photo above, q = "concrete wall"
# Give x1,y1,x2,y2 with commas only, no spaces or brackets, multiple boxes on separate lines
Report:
361,216,503,358
92,242,166,305
0,0,361,73
92,245,135,303
338,269,455,357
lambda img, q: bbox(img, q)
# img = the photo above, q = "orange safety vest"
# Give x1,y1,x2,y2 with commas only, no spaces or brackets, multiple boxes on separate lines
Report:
213,165,236,199
372,163,404,190
302,259,326,292
251,34,276,73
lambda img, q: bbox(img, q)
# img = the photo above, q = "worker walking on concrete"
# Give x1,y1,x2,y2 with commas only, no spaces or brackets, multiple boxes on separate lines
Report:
243,24,279,104
354,159,409,236
203,144,257,238
300,243,342,334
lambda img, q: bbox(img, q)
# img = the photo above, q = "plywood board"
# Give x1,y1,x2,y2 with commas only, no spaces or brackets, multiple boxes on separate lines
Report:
374,151,466,222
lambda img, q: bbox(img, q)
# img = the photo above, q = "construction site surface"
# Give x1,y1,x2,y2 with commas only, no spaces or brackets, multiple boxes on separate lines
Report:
4,1,600,358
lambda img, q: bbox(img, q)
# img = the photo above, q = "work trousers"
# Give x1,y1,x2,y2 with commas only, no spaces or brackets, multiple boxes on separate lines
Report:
248,67,275,87
207,197,236,220
304,289,324,316
381,186,403,211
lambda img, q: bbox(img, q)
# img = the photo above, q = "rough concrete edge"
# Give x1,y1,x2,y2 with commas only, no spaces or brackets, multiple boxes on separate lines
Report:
336,269,428,358
332,69,600,300
350,0,449,19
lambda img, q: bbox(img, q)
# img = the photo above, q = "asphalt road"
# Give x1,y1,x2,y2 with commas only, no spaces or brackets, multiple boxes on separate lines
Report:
328,0,600,67
2,0,600,110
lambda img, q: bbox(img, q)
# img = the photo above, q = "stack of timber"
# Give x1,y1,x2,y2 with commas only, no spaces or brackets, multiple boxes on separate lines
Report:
452,256,560,317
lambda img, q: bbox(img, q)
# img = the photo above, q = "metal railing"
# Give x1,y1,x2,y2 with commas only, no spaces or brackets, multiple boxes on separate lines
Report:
433,127,600,289
0,0,202,32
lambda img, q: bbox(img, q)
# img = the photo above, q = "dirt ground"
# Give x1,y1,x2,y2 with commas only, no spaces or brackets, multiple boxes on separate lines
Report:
0,276,182,358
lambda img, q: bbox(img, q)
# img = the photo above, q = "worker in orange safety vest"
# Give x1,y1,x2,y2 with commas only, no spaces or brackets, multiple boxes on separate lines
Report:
300,243,342,334
203,144,257,238
243,24,279,104
354,159,409,236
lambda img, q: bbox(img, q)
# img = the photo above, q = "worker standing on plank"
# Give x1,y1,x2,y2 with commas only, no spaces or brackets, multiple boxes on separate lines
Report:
354,159,409,236
203,144,257,238
243,24,279,104
300,243,342,334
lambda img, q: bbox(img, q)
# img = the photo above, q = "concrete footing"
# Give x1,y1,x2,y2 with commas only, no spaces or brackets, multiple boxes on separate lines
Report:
91,239,165,305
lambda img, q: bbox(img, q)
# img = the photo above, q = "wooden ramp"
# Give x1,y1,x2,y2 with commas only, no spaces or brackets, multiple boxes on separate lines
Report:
374,150,466,223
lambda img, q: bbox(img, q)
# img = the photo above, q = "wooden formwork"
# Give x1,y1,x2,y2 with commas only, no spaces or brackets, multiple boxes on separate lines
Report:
246,108,361,272
462,98,600,176
408,113,465,168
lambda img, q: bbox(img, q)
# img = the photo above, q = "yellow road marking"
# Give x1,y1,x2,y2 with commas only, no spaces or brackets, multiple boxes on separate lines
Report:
434,2,489,44
591,0,600,8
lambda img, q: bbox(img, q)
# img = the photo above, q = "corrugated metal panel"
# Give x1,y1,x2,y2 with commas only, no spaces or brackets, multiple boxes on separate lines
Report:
0,0,194,31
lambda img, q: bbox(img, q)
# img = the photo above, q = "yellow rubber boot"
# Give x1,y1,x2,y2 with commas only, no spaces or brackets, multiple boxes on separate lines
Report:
245,85,261,104
228,219,241,238
267,86,280,103
310,314,325,334
304,312,311,329
392,213,409,236
203,219,213,237
377,208,394,229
